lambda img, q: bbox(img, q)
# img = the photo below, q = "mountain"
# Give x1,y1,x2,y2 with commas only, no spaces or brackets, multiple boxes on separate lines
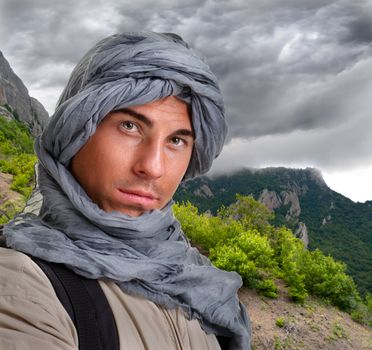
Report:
175,167,372,295
0,50,49,135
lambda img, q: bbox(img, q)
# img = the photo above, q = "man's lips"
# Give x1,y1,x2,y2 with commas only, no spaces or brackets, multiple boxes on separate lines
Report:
117,188,159,205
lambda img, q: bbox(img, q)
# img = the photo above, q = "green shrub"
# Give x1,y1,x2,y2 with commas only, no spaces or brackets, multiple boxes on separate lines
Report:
209,231,278,297
218,194,274,233
1,153,37,197
269,226,308,303
174,195,364,312
256,278,278,298
0,116,36,215
300,249,360,311
173,201,244,250
0,116,34,154
0,200,23,225
276,317,285,328
210,244,257,282
351,294,372,327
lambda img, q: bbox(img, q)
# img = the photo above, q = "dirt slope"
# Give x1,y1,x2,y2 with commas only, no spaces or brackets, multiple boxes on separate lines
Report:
240,283,372,350
0,172,24,220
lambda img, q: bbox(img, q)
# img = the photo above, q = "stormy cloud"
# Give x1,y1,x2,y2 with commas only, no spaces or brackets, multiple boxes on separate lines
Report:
0,0,371,200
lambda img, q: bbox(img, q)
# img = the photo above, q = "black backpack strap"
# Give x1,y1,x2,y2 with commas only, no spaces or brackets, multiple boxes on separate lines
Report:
0,226,6,247
216,336,230,350
0,235,6,248
31,257,119,350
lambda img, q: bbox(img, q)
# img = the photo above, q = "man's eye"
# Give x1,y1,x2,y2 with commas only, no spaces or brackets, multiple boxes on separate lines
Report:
171,137,185,146
121,121,137,131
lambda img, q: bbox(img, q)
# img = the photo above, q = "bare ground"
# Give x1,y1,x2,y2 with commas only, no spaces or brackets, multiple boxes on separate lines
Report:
239,282,372,350
0,172,24,219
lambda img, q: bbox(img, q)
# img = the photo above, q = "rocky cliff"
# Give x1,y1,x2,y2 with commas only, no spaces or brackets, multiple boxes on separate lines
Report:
0,50,49,135
258,188,309,246
175,167,372,295
177,167,327,247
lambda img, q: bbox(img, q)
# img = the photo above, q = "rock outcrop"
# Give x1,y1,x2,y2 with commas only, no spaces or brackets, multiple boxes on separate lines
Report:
294,222,309,247
0,50,49,135
258,188,308,247
0,105,13,121
282,190,301,219
258,189,282,211
193,184,214,198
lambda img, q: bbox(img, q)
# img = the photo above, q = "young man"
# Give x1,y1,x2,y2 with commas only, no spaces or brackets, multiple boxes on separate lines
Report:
0,32,250,349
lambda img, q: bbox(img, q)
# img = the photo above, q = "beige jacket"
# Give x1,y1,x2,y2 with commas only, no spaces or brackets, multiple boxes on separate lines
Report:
0,248,221,350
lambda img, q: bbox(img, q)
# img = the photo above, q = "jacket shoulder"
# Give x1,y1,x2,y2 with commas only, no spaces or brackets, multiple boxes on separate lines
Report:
0,247,78,349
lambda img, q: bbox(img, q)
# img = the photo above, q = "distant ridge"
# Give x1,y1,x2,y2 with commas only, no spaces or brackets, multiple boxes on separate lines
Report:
175,167,372,295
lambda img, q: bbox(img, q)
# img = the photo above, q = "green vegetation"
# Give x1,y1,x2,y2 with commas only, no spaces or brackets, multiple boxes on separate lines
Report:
175,168,372,296
0,115,36,223
273,336,282,350
275,317,285,328
351,293,372,327
328,322,348,341
174,195,371,325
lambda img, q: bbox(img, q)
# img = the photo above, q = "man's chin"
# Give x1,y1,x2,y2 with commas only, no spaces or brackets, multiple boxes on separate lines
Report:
100,202,152,217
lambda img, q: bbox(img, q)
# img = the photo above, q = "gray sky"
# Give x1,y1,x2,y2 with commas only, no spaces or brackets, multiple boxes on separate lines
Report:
1,0,372,201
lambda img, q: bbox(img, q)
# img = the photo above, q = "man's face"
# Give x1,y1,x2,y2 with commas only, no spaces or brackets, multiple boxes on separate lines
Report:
71,96,194,217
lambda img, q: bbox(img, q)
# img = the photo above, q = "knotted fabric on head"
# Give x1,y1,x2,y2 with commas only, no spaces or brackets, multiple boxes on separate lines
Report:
43,31,227,178
4,32,250,349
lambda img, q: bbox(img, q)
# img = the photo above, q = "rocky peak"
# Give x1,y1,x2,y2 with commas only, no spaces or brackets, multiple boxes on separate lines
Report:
305,167,327,188
0,50,49,135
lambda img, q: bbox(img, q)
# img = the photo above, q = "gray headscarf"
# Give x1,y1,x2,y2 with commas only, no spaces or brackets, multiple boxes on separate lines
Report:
4,32,250,349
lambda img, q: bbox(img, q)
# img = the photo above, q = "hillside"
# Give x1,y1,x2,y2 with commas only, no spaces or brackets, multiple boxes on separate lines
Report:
0,49,47,222
242,282,372,349
0,172,25,222
175,168,372,295
0,115,38,223
1,169,371,349
175,196,372,348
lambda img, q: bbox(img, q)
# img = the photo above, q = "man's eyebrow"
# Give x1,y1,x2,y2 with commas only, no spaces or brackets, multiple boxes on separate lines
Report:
171,129,195,139
115,107,194,138
115,108,153,128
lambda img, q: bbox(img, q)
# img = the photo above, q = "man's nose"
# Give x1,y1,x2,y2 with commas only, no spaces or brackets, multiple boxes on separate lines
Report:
132,140,165,179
